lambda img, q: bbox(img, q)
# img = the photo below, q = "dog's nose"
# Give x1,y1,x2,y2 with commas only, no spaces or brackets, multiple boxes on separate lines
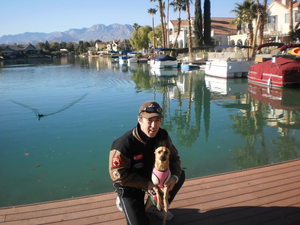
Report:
160,155,167,161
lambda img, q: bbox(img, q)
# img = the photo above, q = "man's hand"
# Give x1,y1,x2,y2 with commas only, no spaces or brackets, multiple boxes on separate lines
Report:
147,181,155,192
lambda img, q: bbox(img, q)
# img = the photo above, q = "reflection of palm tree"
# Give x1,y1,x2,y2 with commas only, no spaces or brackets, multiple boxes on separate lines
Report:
10,93,88,120
273,136,300,161
203,84,210,141
233,138,268,169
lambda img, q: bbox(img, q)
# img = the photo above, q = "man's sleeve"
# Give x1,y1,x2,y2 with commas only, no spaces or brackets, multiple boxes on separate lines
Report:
109,149,149,190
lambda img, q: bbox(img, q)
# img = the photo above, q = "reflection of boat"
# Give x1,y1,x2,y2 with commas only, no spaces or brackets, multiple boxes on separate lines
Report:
127,57,138,66
111,55,119,63
205,75,246,95
248,83,300,110
119,56,128,65
150,68,178,77
248,57,300,87
205,45,253,78
150,48,178,69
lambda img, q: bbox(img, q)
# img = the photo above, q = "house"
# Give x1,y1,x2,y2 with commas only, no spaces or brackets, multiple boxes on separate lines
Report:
229,0,300,45
0,44,40,59
95,41,106,51
106,40,120,52
168,17,237,48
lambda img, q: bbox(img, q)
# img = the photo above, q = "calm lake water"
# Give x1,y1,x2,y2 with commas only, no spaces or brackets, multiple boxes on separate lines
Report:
1,56,300,207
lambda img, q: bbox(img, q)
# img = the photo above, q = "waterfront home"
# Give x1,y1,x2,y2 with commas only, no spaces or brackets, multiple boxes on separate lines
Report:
229,0,300,45
168,17,237,48
106,40,121,52
0,43,40,59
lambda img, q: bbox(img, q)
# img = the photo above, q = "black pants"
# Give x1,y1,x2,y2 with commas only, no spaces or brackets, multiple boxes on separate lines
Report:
113,171,185,225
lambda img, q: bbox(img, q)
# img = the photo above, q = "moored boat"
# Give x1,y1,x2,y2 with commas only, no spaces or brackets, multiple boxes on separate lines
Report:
150,48,178,69
150,54,178,69
181,63,200,71
248,56,300,87
204,45,253,78
248,44,300,87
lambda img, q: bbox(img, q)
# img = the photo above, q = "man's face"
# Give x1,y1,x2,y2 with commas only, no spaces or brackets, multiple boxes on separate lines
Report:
138,116,161,138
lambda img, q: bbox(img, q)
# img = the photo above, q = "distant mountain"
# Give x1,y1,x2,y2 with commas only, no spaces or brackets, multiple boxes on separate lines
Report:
0,23,134,45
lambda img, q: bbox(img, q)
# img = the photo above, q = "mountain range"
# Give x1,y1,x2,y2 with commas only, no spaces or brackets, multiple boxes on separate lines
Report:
0,24,134,45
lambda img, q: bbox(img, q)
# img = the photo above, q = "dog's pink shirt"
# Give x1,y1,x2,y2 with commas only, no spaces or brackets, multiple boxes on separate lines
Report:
152,167,171,188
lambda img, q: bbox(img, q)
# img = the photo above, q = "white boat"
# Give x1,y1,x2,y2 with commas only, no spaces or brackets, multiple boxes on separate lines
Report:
150,54,178,69
205,45,253,78
150,48,178,69
205,60,253,78
181,63,200,71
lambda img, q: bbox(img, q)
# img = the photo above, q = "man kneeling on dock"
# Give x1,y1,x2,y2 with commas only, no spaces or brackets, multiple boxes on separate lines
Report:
109,101,185,225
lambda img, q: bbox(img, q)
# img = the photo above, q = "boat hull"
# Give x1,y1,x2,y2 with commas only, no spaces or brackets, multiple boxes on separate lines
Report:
181,64,200,71
150,59,178,69
205,60,253,78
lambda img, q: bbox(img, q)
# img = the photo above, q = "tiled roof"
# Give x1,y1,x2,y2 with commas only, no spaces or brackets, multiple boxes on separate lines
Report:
170,17,237,35
211,17,237,35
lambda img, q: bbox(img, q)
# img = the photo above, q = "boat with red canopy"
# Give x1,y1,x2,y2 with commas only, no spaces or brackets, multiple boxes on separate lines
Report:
248,44,300,87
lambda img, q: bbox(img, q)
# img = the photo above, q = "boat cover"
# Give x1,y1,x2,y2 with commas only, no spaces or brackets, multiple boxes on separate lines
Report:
154,54,176,61
249,57,300,78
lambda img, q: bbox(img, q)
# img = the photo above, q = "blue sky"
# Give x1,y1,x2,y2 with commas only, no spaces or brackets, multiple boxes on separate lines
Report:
0,0,246,37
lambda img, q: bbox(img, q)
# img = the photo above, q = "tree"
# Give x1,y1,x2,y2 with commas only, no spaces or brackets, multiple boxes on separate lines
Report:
232,0,257,48
148,8,158,48
185,0,193,61
151,0,167,48
130,26,152,50
133,23,141,31
194,0,203,47
257,0,268,47
170,0,186,48
289,0,294,40
148,25,163,47
203,0,211,46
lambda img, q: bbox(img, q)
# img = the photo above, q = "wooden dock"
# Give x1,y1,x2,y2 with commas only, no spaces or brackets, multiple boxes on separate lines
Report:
1,159,300,225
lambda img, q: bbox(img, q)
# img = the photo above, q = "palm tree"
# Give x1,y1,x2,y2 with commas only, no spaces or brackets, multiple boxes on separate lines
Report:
170,0,186,48
257,0,268,46
133,23,141,31
148,8,158,48
151,0,167,48
185,0,193,61
232,0,257,49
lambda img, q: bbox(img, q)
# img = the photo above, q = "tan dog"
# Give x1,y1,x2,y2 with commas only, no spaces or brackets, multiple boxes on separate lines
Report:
149,146,171,225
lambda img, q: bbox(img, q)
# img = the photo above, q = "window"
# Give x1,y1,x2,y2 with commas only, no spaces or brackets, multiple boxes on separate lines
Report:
268,16,276,24
285,13,289,23
295,11,300,22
